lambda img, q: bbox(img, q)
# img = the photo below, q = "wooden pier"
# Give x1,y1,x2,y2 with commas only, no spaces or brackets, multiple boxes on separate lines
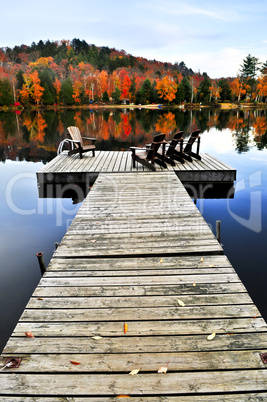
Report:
1,153,267,399
37,150,236,184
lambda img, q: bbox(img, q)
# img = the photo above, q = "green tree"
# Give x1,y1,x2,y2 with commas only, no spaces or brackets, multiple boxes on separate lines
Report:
218,79,232,101
175,82,185,104
102,90,109,103
181,77,192,102
239,54,261,100
60,77,74,105
111,87,121,103
136,79,152,104
42,83,54,105
16,69,25,90
0,79,13,106
197,74,211,104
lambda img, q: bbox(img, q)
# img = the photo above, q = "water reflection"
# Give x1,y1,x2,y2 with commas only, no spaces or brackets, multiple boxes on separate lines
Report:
0,108,267,162
38,182,90,204
184,182,235,201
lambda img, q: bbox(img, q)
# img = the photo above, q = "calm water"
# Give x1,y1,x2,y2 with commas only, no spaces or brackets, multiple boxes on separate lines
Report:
0,108,266,353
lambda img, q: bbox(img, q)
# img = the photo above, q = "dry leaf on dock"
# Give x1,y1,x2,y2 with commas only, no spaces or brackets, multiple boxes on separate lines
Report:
129,368,140,375
177,299,185,307
158,366,168,374
207,332,216,340
25,331,34,338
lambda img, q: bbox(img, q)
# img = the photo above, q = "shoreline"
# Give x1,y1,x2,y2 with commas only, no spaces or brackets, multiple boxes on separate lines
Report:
1,102,267,112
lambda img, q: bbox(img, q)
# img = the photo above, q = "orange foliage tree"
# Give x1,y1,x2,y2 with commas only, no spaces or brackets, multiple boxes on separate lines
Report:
156,76,177,103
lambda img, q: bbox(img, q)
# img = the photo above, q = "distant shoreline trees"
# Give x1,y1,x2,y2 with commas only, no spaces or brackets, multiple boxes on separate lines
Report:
1,39,267,108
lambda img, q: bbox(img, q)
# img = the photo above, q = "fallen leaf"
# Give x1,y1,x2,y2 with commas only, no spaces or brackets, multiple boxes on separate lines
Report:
25,331,34,338
158,366,168,374
177,299,185,307
129,368,140,375
70,360,81,365
160,259,163,263
91,336,103,340
193,282,196,287
207,332,216,341
200,257,204,262
253,314,258,319
37,297,43,300
124,323,128,334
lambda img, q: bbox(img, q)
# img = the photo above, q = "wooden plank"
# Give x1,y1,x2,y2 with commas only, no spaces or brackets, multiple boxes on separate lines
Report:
12,317,266,337
32,282,247,297
34,273,241,286
19,304,259,322
25,293,252,309
3,394,267,401
2,349,266,372
1,370,267,395
46,254,233,270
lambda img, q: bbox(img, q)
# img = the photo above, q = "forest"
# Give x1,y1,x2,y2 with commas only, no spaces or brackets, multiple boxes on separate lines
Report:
0,39,267,108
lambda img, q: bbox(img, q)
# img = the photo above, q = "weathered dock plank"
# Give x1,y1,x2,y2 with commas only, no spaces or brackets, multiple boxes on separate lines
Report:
1,167,266,399
37,150,237,184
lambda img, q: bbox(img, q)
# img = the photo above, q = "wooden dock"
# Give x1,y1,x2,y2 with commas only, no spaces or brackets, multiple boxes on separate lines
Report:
37,150,236,184
1,166,267,399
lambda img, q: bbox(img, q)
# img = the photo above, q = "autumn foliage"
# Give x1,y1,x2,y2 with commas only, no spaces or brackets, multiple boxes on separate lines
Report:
1,39,267,107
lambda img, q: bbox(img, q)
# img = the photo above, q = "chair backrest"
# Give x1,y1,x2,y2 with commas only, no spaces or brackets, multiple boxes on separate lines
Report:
147,133,165,161
166,131,183,157
184,129,201,153
67,126,83,148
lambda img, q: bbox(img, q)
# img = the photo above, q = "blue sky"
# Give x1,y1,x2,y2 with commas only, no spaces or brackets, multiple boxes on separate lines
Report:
1,0,267,78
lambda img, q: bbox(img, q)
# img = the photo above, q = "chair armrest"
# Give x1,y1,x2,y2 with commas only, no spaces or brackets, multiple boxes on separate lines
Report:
81,136,97,143
129,147,147,150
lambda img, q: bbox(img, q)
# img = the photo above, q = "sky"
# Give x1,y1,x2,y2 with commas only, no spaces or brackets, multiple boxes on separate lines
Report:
1,0,267,78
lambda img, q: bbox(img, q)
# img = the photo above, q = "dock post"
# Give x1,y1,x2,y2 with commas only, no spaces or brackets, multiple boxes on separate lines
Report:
216,220,221,244
36,252,46,275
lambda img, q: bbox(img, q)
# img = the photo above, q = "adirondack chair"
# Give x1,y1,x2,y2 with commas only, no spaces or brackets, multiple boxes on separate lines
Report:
67,126,96,159
182,129,201,161
147,131,185,166
164,131,185,165
129,133,167,171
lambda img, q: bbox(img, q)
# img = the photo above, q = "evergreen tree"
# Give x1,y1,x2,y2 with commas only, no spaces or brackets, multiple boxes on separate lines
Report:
175,82,185,104
181,77,192,102
197,74,211,104
16,69,25,90
218,79,232,101
150,81,160,103
240,54,261,99
60,77,74,105
0,79,13,106
42,83,54,105
111,87,121,103
102,90,109,103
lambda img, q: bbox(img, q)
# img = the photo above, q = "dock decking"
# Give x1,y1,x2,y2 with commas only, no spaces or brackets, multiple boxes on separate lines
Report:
1,168,267,399
37,150,236,184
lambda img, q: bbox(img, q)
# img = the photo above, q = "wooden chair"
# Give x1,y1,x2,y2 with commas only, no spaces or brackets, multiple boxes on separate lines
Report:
67,126,96,159
129,133,167,171
148,131,185,166
165,131,185,164
182,129,201,161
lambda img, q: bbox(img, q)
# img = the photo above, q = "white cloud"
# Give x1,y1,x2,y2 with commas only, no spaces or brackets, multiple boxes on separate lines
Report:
180,47,245,78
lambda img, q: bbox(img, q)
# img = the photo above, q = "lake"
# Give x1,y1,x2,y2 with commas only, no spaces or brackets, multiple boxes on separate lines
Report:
0,107,266,353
